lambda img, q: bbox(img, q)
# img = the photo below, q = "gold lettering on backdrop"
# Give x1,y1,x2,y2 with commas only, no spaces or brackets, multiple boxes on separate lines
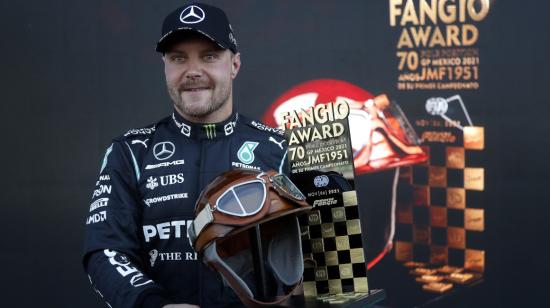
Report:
396,25,478,48
390,0,490,90
390,0,490,26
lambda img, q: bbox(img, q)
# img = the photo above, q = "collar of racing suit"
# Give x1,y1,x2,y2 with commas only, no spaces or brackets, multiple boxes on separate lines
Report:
171,110,239,140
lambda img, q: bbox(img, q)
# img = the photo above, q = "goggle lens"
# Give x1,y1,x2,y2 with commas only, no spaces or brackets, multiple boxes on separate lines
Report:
271,174,306,201
217,181,266,216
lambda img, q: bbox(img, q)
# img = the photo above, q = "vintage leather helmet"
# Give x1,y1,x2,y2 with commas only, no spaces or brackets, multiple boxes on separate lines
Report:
188,169,311,307
348,94,428,174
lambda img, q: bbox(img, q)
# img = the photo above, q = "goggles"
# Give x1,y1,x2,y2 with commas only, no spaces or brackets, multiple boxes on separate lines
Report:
188,170,307,251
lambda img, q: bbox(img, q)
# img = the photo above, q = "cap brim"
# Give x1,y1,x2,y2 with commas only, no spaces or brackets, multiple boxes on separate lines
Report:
156,27,230,53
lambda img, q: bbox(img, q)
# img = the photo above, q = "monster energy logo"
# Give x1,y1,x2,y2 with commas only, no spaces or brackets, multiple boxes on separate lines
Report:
203,124,216,139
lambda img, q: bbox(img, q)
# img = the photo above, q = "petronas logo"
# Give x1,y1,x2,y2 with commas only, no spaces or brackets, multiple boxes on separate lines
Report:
203,124,216,139
237,141,259,164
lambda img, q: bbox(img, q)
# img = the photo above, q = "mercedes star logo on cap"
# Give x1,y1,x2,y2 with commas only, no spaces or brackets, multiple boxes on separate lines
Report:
180,5,205,24
153,141,176,160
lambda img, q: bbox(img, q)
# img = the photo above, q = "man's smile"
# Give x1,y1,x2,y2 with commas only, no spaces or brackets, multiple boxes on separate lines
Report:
181,85,213,92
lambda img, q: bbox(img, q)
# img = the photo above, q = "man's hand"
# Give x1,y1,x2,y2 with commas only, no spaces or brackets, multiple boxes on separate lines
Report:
162,305,200,308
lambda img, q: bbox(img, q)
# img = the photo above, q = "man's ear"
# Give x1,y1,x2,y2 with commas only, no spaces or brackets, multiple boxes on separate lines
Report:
231,52,241,79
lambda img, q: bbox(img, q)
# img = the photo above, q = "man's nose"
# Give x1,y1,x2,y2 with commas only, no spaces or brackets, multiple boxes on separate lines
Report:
185,59,203,79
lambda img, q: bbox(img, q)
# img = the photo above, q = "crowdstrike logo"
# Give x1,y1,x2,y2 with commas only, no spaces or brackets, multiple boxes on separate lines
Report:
180,5,205,24
143,193,188,207
153,142,175,161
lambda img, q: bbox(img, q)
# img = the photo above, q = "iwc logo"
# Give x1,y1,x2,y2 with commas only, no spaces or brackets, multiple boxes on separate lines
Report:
180,5,205,24
237,141,258,164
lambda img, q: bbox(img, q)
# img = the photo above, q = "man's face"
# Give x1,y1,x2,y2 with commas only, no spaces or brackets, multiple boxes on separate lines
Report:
163,35,241,121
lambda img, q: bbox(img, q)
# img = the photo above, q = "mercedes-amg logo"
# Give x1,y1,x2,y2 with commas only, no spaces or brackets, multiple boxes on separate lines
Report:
153,141,175,161
180,5,205,24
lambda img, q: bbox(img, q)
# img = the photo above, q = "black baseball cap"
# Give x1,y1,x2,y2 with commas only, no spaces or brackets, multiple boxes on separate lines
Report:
156,2,238,53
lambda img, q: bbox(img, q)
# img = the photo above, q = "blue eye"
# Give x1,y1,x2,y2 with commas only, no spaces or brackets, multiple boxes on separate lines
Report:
203,54,218,62
169,55,185,63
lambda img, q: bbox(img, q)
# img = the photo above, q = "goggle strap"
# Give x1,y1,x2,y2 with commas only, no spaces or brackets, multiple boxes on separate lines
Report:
191,204,215,247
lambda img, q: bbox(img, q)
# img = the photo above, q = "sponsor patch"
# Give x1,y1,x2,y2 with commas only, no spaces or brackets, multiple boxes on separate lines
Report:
142,220,193,242
153,142,175,161
90,198,109,212
104,249,153,287
143,193,188,207
237,141,259,164
145,159,184,170
269,136,286,150
231,162,261,171
250,120,284,136
92,184,112,198
86,211,107,224
124,126,155,137
145,173,184,190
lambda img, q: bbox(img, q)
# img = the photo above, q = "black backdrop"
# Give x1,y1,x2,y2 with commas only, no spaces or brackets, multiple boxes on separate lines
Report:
1,1,549,307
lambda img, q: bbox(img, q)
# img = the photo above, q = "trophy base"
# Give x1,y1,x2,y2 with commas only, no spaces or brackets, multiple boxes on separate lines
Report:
287,289,386,307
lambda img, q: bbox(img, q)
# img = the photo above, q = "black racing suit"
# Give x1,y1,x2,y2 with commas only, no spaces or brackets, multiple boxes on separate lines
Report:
82,111,288,308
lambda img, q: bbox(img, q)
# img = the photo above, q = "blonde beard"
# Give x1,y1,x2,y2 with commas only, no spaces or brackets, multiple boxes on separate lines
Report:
170,87,231,120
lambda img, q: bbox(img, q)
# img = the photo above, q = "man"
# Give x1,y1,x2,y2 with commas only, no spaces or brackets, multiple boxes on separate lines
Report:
82,2,288,307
